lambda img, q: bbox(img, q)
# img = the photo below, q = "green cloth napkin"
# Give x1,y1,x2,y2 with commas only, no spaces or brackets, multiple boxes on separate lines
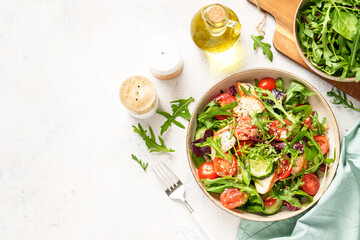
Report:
237,120,360,240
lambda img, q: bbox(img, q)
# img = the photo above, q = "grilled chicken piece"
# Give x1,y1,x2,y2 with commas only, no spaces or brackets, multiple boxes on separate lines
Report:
233,95,264,118
254,171,278,194
211,125,236,160
291,154,307,175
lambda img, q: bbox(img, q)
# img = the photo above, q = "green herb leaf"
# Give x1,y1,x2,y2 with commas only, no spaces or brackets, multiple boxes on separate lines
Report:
327,88,360,111
285,82,316,106
349,28,360,67
256,87,297,124
157,97,194,135
196,136,233,162
190,150,206,168
331,6,358,41
198,101,237,125
132,123,175,153
251,35,273,62
270,179,313,208
131,154,148,172
201,177,264,207
275,78,284,90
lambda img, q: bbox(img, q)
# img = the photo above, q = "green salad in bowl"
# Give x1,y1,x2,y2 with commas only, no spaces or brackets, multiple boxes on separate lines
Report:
186,69,340,221
295,0,360,82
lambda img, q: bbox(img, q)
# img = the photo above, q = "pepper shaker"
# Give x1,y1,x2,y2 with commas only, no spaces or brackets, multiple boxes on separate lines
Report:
119,76,159,119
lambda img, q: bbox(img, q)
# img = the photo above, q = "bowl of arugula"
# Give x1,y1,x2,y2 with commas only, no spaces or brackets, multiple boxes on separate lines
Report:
295,0,360,82
186,68,340,221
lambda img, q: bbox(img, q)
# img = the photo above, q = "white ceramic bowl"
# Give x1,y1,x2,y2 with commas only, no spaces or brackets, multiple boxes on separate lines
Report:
186,68,340,221
294,0,356,82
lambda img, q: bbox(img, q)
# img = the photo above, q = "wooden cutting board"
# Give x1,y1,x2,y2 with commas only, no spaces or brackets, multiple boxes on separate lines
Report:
247,0,360,101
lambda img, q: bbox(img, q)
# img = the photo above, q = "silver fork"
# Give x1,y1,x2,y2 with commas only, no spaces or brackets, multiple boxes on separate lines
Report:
153,162,216,240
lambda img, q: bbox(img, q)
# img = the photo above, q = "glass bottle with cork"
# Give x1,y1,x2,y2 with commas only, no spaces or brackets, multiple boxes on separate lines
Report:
190,3,241,53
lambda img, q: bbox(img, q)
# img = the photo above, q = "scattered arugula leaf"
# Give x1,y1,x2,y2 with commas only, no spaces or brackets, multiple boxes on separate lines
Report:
327,87,360,111
131,154,148,172
132,123,175,153
251,35,273,62
157,97,194,135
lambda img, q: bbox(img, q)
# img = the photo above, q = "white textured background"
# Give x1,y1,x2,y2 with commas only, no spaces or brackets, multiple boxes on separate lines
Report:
0,0,359,239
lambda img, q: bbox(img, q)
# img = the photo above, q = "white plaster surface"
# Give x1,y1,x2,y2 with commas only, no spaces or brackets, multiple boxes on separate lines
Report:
0,0,359,239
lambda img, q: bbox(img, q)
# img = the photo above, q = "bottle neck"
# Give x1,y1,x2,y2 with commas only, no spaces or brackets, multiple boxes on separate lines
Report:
201,4,229,36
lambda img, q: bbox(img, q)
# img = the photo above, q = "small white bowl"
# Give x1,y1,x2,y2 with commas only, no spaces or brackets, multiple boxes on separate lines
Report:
186,68,340,221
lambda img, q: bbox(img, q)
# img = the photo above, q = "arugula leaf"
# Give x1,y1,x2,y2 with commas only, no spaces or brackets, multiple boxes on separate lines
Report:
131,154,148,172
251,35,273,62
331,5,358,41
198,101,237,125
250,111,271,140
349,28,360,67
196,136,233,162
270,179,313,208
327,87,360,111
256,87,297,124
310,112,327,135
190,150,206,168
201,177,264,207
288,104,312,121
285,82,316,106
157,97,194,135
304,143,317,161
233,144,251,186
275,78,284,90
132,123,175,153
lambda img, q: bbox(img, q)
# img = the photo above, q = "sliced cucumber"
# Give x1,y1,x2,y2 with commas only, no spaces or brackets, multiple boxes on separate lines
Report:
249,157,274,179
195,127,208,140
262,199,284,215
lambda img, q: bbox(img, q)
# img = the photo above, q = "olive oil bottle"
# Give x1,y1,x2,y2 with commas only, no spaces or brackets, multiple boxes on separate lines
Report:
190,3,241,53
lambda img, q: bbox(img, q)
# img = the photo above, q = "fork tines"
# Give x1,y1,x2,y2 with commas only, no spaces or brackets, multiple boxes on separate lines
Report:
153,162,182,194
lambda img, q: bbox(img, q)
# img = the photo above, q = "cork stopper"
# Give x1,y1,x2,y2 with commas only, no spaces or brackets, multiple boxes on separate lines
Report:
208,5,226,23
119,76,157,116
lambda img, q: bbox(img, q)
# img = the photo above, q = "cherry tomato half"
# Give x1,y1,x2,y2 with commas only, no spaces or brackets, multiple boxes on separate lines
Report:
304,116,312,129
214,93,236,120
220,188,248,209
277,158,292,180
269,119,291,141
235,140,255,157
262,195,277,207
213,154,237,177
234,116,258,141
301,173,320,196
198,162,218,180
258,78,277,91
314,135,329,155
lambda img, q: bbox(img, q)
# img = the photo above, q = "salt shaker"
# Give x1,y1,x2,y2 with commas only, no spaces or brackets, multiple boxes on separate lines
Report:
146,35,184,80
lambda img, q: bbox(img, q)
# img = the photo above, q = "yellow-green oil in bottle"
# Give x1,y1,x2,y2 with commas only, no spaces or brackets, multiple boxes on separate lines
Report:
190,4,241,54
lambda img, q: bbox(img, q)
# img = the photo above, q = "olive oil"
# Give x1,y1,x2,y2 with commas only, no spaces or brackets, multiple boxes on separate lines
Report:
190,4,241,53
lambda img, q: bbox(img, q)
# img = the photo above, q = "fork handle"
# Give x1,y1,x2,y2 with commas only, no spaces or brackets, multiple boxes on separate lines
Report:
191,211,217,240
